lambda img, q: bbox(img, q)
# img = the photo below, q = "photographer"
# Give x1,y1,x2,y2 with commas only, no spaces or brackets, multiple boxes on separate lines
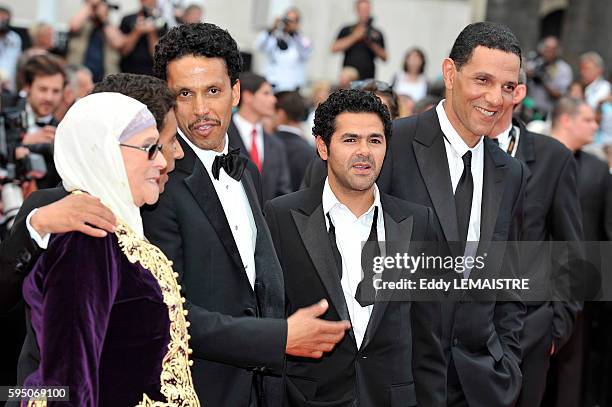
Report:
67,0,124,82
255,7,312,92
0,5,22,92
526,36,573,119
119,0,167,75
11,53,64,190
331,0,387,80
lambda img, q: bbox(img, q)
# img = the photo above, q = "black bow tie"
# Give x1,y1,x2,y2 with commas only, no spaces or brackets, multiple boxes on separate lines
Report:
212,148,247,181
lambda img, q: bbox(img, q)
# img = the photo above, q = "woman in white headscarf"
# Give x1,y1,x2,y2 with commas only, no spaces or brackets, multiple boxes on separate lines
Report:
21,93,200,407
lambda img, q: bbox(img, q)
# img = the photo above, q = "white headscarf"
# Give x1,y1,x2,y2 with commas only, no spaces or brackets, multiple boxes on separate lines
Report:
54,92,157,238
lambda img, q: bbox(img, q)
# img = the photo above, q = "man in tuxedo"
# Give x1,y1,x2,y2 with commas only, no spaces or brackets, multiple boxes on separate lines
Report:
488,75,583,407
378,22,527,407
0,73,183,394
143,23,350,406
547,96,612,407
273,91,314,191
227,71,292,202
265,89,446,406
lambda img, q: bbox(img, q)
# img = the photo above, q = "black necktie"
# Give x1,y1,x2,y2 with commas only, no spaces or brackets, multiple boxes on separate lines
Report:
455,151,473,244
506,127,516,155
355,206,379,307
212,148,247,181
326,213,343,279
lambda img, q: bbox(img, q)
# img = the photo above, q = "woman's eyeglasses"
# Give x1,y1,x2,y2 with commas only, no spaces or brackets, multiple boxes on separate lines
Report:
119,143,163,160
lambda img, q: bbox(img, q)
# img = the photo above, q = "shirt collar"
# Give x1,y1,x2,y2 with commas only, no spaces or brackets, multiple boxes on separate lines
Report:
233,112,263,135
322,177,382,223
178,127,229,172
277,124,303,136
436,100,483,157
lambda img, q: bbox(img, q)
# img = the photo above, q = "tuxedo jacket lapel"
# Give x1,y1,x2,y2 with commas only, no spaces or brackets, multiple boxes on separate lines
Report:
413,111,459,245
361,194,414,349
180,139,248,280
479,139,509,247
290,187,356,345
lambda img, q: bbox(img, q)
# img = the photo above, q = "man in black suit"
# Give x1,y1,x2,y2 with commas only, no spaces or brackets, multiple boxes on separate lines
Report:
265,89,446,406
227,72,292,202
547,96,612,407
378,22,527,407
273,91,315,192
142,23,349,407
488,77,583,407
0,73,182,394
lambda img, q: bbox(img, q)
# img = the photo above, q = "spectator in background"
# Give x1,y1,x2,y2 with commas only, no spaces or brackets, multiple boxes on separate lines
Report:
119,0,167,75
336,66,359,90
0,5,22,92
29,23,55,53
331,0,387,80
179,4,203,24
227,72,292,202
256,7,312,92
305,80,331,145
392,48,428,102
567,81,584,100
274,91,315,191
67,0,124,82
55,64,94,122
19,53,66,189
580,51,611,110
526,36,573,118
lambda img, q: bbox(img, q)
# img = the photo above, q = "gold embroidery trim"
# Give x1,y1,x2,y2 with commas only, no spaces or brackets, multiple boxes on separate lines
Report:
25,220,200,407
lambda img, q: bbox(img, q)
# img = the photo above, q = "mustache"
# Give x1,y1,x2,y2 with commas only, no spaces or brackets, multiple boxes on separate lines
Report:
188,117,222,131
350,155,375,167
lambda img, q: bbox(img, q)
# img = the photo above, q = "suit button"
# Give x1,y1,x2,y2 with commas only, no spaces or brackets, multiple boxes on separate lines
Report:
244,307,257,316
362,356,367,359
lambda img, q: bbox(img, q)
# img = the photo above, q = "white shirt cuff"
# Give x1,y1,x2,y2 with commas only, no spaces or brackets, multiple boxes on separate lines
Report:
26,208,50,249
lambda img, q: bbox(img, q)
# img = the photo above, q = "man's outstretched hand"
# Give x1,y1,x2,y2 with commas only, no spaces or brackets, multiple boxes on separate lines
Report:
286,299,351,359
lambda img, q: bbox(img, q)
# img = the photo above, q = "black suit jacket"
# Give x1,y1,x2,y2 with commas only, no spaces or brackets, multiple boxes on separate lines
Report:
378,108,527,407
228,116,292,202
141,135,287,406
511,121,584,352
264,183,446,407
300,158,327,190
275,129,315,192
0,187,68,313
575,150,612,241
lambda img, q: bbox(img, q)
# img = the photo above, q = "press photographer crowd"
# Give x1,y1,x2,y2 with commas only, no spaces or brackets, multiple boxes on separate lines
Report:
0,0,611,406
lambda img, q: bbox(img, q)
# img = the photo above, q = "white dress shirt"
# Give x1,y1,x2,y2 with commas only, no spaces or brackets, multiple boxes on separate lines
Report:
26,208,50,249
179,129,258,289
436,101,484,274
323,178,385,349
495,123,521,157
233,113,265,164
585,76,611,110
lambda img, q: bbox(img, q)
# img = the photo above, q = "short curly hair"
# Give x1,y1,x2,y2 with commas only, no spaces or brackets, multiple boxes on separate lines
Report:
153,23,242,85
312,89,392,148
92,73,175,131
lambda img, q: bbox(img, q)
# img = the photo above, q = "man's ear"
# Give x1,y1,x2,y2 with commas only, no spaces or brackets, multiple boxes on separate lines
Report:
315,135,329,161
442,58,457,91
232,79,240,108
513,84,527,105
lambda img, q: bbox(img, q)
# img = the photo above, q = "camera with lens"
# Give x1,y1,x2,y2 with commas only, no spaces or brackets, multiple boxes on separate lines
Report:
0,107,48,235
142,7,166,31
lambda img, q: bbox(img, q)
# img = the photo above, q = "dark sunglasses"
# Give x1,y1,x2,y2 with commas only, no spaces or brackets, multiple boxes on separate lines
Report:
119,143,163,160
